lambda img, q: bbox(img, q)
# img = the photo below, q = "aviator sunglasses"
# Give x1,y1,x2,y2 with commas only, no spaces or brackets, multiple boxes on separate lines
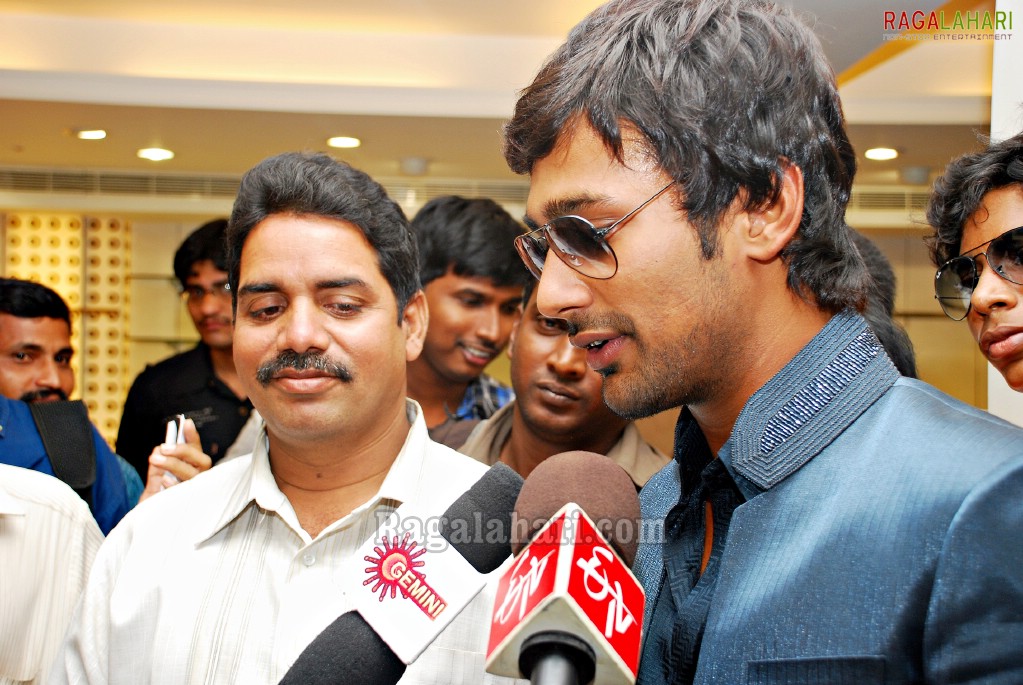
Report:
934,225,1023,320
515,182,675,280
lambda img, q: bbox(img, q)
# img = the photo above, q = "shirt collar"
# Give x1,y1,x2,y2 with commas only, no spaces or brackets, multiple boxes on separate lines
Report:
719,310,899,498
197,399,428,544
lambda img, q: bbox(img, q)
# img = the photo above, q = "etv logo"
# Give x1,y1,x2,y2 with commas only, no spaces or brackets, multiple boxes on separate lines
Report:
363,532,448,620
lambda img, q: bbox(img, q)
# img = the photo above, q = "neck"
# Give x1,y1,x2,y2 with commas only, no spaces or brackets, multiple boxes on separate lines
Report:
690,298,833,456
207,344,246,400
406,358,469,428
501,409,626,479
267,402,411,537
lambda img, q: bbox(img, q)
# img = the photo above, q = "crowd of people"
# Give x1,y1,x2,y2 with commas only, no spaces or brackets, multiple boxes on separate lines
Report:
1,0,1022,683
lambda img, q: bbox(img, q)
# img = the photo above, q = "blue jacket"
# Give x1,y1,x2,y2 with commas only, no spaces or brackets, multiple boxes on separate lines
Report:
636,312,1023,684
0,395,131,534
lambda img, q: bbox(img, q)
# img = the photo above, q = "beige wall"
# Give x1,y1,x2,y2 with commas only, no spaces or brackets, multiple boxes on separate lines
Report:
1,210,993,453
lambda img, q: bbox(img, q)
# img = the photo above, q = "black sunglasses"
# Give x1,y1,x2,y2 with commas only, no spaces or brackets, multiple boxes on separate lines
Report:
515,183,674,280
934,225,1023,320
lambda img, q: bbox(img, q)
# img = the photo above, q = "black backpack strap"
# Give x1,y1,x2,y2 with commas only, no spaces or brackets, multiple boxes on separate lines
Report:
28,400,96,510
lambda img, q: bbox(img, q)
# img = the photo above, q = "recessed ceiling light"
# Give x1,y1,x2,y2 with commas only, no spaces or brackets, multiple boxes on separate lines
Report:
327,136,361,149
865,147,898,161
74,129,107,140
137,147,175,162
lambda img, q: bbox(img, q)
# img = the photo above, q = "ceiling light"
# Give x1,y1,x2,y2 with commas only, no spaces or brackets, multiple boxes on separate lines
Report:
74,129,107,140
327,136,361,149
137,147,175,162
865,147,898,161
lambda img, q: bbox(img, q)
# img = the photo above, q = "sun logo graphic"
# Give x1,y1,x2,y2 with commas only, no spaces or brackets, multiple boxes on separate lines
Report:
363,532,449,620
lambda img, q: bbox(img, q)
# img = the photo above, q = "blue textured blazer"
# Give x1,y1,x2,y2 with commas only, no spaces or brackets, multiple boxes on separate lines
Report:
635,313,1023,684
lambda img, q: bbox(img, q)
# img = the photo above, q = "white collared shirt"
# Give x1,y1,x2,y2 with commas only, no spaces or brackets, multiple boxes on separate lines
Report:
0,464,102,685
51,402,517,685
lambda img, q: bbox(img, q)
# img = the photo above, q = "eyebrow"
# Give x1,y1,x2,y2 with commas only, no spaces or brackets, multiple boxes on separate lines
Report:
237,278,370,296
523,192,613,231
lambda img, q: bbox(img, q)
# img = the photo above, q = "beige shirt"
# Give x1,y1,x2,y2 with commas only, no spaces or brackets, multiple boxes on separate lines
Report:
458,402,666,488
0,464,102,685
459,402,669,487
51,402,517,685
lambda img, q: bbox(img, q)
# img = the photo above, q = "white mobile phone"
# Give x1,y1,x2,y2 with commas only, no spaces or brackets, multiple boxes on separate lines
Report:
161,414,187,487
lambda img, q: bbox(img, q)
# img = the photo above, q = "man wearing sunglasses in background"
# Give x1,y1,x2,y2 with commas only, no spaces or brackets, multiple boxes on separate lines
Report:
505,0,1023,683
117,219,254,482
929,131,1023,391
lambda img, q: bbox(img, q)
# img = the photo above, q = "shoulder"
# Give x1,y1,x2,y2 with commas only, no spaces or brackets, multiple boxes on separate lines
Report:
0,463,101,531
420,439,491,498
109,455,251,544
874,378,1023,451
128,346,208,391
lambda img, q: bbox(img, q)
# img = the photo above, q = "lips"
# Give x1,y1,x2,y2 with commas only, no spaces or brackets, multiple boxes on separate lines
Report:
271,369,339,394
570,331,625,372
199,317,231,333
536,381,580,402
980,325,1023,361
459,342,496,367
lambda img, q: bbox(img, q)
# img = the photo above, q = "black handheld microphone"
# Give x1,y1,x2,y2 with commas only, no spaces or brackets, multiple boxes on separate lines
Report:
279,462,523,685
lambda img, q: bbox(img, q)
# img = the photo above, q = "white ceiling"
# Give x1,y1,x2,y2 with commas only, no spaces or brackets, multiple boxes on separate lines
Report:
0,0,999,198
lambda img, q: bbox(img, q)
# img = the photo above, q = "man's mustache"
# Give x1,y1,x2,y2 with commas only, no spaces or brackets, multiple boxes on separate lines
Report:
255,351,353,387
20,388,69,403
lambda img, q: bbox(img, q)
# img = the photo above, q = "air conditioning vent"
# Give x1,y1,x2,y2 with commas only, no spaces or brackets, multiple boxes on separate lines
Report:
1,167,927,223
849,187,931,212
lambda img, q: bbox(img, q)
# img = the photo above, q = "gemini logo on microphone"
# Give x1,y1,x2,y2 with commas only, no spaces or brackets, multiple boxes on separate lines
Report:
363,532,449,620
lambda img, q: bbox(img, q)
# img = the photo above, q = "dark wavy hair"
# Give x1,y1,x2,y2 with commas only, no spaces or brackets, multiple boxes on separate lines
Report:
411,195,529,289
227,152,420,323
504,0,867,313
173,218,229,288
927,131,1023,267
0,278,70,325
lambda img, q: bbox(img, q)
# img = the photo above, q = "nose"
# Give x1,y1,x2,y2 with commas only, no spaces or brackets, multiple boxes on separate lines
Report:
196,290,226,315
970,257,1019,317
36,358,62,389
535,253,592,319
278,298,331,353
547,334,588,380
475,305,504,345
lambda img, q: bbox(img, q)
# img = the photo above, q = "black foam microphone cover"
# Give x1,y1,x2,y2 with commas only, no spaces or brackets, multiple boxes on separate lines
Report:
439,462,524,573
278,611,405,685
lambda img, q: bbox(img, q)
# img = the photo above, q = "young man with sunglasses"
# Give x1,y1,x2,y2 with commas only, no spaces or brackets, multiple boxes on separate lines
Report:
117,219,254,481
505,1,1023,683
929,131,1023,390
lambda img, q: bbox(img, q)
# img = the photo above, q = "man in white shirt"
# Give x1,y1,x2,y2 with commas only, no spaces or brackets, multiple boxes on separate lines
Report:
0,464,102,685
51,152,516,684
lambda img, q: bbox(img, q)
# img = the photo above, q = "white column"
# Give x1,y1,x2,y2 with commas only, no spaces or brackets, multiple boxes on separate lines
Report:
986,0,1023,425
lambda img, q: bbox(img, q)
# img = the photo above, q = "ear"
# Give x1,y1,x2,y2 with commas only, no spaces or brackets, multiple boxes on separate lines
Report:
402,290,428,362
743,162,805,262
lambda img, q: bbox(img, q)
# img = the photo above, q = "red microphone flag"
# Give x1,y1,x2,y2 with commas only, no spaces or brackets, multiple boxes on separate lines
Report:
486,503,644,684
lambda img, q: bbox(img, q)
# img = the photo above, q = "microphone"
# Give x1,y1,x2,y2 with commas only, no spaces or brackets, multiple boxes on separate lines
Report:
279,462,523,685
486,451,645,685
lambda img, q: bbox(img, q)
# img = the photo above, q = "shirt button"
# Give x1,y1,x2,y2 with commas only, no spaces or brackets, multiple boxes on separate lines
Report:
302,553,316,567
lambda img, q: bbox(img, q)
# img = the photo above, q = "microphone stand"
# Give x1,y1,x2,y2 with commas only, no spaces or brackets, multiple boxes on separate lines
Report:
519,631,596,685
